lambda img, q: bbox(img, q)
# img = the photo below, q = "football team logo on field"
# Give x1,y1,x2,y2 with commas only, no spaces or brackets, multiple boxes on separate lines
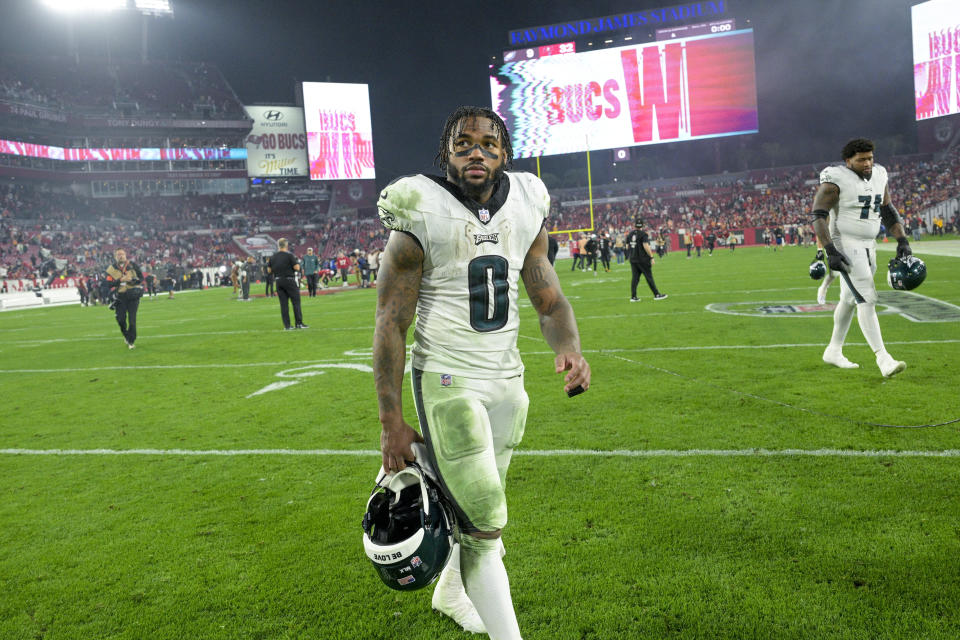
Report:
246,363,374,398
706,291,960,323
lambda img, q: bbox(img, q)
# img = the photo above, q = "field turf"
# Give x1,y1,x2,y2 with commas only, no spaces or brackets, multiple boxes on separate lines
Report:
1,240,959,639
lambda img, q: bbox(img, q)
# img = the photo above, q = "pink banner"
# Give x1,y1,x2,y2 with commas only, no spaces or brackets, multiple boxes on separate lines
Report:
0,138,246,162
0,139,63,160
63,148,145,161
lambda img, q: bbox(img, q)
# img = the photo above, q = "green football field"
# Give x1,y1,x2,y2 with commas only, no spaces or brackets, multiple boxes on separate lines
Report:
1,241,959,639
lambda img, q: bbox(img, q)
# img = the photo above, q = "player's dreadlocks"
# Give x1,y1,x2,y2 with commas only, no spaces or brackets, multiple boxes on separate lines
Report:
434,106,513,173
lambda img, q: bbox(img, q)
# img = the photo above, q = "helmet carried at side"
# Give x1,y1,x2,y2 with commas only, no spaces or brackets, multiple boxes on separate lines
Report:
809,260,827,280
887,255,926,291
361,462,454,591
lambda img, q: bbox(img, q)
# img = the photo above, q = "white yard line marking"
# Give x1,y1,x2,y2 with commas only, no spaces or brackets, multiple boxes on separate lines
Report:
1,448,959,457
8,326,375,345
0,359,368,373
2,339,956,374
521,338,960,356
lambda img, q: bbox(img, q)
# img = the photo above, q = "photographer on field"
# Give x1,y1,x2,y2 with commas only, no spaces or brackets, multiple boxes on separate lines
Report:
105,248,143,349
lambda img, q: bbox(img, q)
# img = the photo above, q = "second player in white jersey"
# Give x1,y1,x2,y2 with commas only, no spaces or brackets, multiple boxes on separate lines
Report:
820,163,889,242
811,137,914,378
378,171,549,378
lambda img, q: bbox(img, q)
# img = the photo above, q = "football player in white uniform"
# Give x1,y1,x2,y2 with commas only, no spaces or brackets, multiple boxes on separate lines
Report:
810,138,913,377
373,106,591,639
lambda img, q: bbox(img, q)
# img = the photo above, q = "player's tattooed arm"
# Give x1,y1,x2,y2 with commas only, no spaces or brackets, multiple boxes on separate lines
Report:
810,182,851,271
522,228,591,393
373,231,424,470
811,182,840,246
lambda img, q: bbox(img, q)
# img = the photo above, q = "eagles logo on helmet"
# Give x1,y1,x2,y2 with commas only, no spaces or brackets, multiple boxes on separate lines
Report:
809,260,827,280
887,255,927,291
361,461,454,591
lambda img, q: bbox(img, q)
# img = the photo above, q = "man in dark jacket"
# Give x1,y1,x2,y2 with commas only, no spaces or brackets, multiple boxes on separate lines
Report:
267,238,308,329
106,248,144,349
625,218,667,302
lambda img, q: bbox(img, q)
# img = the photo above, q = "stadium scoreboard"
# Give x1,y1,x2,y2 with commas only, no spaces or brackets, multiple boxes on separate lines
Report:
490,26,758,159
302,82,376,181
912,0,960,121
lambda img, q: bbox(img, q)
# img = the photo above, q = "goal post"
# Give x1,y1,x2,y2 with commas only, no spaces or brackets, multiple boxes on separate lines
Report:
539,137,595,236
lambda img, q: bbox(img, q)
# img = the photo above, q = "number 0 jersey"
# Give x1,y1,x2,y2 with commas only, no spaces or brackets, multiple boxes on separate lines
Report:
377,172,549,379
819,163,889,242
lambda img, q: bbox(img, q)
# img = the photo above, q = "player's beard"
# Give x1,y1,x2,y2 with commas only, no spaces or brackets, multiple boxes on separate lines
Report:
449,162,505,201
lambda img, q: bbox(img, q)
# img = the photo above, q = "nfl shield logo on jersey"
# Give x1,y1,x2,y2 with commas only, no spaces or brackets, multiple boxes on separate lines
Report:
440,374,452,387
479,208,490,222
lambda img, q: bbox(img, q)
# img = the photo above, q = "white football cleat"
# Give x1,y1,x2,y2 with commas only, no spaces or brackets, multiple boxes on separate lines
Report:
877,353,906,378
432,569,485,634
823,348,859,369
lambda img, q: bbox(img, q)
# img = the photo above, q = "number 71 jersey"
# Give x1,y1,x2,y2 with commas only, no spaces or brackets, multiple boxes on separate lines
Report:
377,172,549,378
820,163,888,242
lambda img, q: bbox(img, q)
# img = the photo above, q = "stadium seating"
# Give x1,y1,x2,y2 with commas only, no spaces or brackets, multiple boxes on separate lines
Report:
0,55,245,118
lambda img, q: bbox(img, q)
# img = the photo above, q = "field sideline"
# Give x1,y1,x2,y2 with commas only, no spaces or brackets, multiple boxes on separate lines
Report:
1,241,959,639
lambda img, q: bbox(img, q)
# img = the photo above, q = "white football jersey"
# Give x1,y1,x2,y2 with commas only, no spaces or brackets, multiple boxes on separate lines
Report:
819,163,888,242
378,172,549,378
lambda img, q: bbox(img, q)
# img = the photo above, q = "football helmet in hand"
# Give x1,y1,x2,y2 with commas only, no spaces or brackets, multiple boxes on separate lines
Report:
809,260,827,280
362,461,454,591
887,255,926,291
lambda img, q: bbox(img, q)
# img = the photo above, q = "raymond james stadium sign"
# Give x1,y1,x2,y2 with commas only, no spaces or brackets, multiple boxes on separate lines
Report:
508,2,728,45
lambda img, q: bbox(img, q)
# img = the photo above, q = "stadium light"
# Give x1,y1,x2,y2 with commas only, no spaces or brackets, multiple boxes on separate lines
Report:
134,0,173,16
39,0,173,16
40,0,127,12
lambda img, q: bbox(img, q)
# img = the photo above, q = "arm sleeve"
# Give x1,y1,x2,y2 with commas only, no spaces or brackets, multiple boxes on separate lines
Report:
880,203,902,229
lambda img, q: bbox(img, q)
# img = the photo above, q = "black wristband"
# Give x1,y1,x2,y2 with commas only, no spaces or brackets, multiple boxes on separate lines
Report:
812,209,830,219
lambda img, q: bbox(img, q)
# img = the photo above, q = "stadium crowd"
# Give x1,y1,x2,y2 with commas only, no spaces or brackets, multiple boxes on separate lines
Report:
551,147,960,244
0,181,388,288
1,148,957,289
0,56,246,119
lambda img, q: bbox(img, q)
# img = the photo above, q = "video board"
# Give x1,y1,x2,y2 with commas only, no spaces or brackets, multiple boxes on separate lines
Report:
490,28,758,158
302,82,376,181
243,106,308,178
0,139,246,161
912,0,960,121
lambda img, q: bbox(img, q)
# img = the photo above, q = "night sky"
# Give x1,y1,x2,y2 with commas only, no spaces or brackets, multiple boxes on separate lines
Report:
0,0,923,185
